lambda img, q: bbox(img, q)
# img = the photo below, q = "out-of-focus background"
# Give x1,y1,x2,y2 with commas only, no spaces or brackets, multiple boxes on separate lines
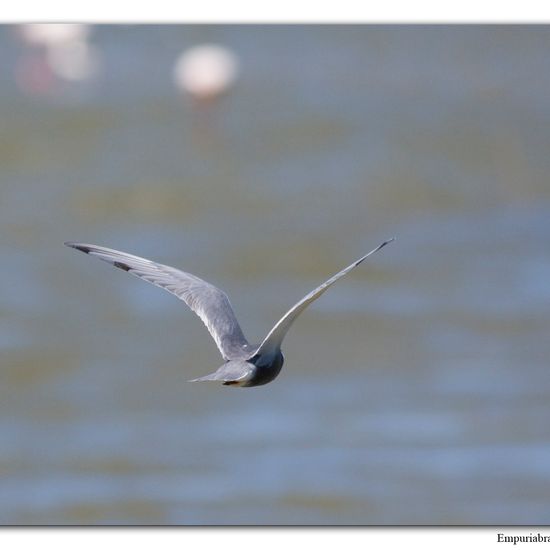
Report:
1,24,549,525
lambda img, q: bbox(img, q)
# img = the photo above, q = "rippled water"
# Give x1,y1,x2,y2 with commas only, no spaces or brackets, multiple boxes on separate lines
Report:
1,25,550,525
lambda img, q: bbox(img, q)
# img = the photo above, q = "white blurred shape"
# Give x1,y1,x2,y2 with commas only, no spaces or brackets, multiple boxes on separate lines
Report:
18,24,91,47
173,44,239,101
47,40,100,82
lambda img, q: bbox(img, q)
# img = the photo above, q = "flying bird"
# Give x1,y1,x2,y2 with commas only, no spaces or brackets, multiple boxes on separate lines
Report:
65,239,394,387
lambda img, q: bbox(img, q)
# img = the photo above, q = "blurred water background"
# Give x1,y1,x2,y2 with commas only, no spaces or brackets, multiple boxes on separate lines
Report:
1,25,550,525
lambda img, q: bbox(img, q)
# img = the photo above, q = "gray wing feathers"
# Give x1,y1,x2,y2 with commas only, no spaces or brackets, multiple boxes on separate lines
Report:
65,242,249,359
255,239,395,358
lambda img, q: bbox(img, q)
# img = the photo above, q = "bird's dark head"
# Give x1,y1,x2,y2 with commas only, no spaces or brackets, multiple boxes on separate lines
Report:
245,350,285,387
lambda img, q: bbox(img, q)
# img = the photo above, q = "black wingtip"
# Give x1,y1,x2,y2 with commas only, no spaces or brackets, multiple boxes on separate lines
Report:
64,242,91,254
380,237,396,249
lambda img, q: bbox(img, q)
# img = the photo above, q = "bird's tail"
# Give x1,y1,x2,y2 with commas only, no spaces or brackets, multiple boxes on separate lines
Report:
188,372,219,382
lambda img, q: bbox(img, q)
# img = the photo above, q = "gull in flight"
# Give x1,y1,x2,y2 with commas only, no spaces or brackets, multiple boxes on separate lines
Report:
65,239,394,387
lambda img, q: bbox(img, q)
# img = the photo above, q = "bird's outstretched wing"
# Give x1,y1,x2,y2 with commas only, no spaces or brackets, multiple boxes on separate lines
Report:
65,242,250,360
254,239,395,359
